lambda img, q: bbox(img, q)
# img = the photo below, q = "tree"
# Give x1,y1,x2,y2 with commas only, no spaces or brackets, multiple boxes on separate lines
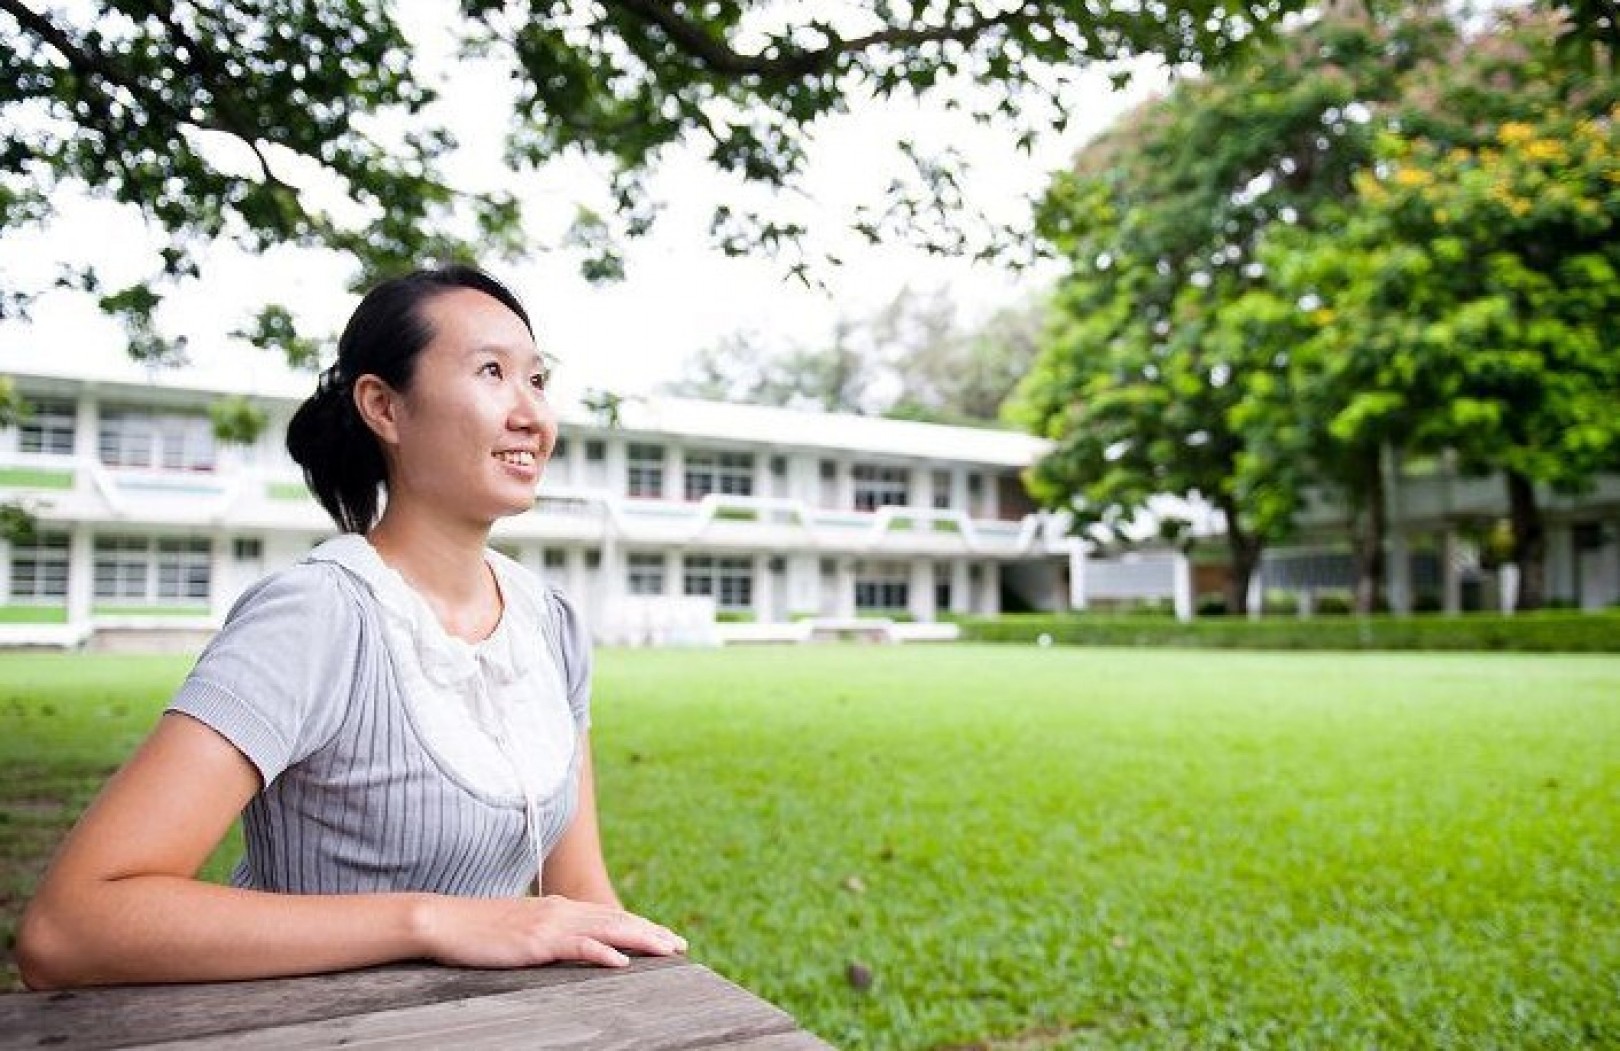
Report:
1,0,1369,365
663,284,1043,423
1015,6,1455,614
662,324,879,414
884,291,1045,426
1240,10,1620,610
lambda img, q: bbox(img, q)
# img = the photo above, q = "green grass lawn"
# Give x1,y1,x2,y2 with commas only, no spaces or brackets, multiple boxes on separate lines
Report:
2,646,1617,1049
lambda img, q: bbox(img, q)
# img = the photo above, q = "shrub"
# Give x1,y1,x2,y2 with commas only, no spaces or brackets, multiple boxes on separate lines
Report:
955,610,1620,652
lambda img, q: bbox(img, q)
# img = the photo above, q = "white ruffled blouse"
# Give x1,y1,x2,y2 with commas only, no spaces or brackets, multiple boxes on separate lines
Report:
312,536,577,818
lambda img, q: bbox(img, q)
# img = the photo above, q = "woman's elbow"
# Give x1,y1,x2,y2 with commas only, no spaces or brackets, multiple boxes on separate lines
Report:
16,898,82,990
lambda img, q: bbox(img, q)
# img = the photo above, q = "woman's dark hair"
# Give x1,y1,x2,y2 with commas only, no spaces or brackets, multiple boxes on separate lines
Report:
286,264,533,533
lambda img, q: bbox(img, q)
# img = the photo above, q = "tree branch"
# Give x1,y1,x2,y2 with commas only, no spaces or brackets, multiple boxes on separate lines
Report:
606,0,1036,80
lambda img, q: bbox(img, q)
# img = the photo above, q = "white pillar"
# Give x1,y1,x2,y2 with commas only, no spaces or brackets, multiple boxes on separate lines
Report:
605,438,628,499
68,525,93,629
566,437,587,490
835,558,857,618
666,445,685,502
1441,527,1462,614
836,460,855,511
950,561,971,616
950,471,970,518
209,531,232,620
788,454,817,505
1246,569,1263,621
982,563,1001,616
911,466,932,512
1069,546,1088,612
1546,522,1576,605
909,558,935,622
753,553,773,622
1388,527,1412,616
1173,551,1193,622
663,550,682,597
1499,563,1520,614
74,396,99,460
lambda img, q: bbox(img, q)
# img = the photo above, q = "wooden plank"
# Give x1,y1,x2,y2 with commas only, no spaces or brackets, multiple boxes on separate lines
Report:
0,959,685,1050
699,1031,840,1050
135,964,799,1050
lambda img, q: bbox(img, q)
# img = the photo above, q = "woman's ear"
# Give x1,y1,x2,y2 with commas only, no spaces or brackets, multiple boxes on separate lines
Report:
352,375,401,446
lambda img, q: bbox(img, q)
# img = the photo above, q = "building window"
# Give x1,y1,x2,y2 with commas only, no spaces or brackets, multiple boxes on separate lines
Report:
94,536,210,604
934,563,952,611
853,464,909,512
156,539,211,600
232,538,262,561
683,554,753,610
553,437,569,460
685,450,753,500
584,549,602,570
8,532,69,601
585,439,606,462
627,443,665,498
542,548,566,570
856,560,910,612
99,409,215,471
932,470,952,510
17,398,76,455
627,552,665,596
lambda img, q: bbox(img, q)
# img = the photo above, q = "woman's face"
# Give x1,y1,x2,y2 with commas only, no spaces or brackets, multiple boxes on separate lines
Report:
372,287,557,526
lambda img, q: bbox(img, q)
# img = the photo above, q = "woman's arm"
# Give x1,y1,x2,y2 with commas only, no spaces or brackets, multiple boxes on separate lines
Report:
17,715,682,989
540,733,621,906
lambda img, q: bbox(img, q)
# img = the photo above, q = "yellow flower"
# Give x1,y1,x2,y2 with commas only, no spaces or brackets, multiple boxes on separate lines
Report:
1497,122,1536,146
1523,139,1568,165
1392,166,1435,188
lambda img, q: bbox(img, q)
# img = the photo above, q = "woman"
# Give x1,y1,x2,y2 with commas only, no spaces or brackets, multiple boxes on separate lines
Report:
18,265,685,988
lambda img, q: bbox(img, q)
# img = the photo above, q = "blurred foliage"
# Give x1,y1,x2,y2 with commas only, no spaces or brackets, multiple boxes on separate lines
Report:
0,0,1342,363
207,395,269,446
1018,2,1619,613
665,285,1044,425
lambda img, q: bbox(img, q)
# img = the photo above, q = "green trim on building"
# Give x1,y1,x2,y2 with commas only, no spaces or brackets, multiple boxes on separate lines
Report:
268,481,310,501
92,604,211,618
0,466,75,490
0,604,69,624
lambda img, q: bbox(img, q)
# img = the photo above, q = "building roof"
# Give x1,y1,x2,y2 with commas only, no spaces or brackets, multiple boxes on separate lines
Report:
2,350,1048,468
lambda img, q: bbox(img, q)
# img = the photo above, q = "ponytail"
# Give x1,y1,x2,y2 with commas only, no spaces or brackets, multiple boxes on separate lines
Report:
286,366,385,534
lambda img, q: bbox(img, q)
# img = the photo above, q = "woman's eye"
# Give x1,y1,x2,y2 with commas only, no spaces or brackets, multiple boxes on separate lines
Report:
531,371,550,391
479,362,503,379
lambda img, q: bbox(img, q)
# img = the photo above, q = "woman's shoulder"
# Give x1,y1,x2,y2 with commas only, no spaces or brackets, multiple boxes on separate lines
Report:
225,553,371,627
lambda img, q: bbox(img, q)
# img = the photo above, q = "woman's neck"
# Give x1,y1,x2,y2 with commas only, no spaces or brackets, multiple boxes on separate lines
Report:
367,508,502,643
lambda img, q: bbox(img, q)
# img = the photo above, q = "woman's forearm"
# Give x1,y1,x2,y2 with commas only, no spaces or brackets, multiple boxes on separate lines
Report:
18,875,683,989
17,877,433,988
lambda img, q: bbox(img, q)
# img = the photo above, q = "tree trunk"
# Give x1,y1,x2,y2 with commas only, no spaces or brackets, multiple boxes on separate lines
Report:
1220,501,1262,616
1506,470,1546,611
1349,457,1386,615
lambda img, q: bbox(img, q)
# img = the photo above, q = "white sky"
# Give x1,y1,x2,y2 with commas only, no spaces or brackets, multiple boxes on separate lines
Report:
0,2,1167,402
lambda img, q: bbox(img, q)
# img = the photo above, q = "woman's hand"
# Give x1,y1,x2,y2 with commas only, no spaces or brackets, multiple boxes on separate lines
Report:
412,893,686,969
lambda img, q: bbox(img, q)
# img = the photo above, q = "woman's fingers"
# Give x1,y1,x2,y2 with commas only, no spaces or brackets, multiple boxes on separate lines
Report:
422,895,684,970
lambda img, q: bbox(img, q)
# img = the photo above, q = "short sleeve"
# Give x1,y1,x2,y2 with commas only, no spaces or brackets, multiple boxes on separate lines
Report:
546,587,593,731
167,563,363,786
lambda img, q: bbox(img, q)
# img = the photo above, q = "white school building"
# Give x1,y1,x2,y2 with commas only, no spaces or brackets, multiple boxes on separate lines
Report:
0,361,1085,649
5,356,1616,649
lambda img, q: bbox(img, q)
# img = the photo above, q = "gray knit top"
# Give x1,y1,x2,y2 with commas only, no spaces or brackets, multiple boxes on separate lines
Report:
167,549,592,898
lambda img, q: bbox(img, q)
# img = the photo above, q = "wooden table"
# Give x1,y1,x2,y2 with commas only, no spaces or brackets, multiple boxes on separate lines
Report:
0,957,835,1050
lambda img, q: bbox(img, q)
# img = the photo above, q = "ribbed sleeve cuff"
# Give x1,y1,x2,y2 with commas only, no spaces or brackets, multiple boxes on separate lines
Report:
167,678,291,787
